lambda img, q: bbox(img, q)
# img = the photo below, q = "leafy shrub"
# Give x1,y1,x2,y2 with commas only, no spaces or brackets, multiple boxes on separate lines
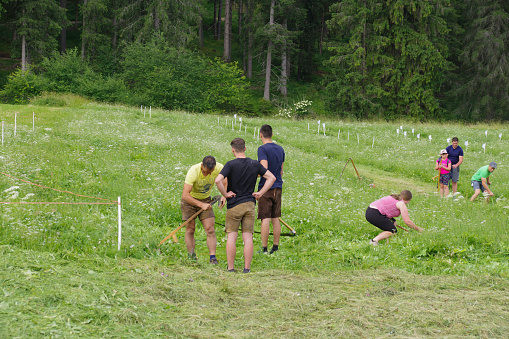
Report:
120,38,250,113
0,66,44,104
31,92,67,107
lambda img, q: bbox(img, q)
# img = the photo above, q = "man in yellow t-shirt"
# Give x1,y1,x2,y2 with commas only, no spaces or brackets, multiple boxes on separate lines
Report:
181,155,225,264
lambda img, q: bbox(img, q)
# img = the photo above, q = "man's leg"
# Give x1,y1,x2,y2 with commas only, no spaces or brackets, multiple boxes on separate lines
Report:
185,219,196,255
260,218,270,248
470,189,481,201
242,232,254,270
201,217,217,256
226,232,238,270
271,217,281,246
451,181,458,194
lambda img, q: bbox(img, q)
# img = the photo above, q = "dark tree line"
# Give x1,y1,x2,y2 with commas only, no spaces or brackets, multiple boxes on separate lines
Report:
0,0,508,121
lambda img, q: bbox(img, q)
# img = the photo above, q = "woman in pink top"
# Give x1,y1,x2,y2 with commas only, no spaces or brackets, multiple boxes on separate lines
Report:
435,149,452,198
365,190,422,246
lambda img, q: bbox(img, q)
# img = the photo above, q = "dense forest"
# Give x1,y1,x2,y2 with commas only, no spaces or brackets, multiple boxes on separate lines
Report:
0,0,508,121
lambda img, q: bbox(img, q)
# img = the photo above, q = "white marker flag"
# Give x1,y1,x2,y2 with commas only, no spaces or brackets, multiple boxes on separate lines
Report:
417,133,420,139
400,125,403,130
412,128,414,135
499,133,502,140
239,117,242,122
404,131,407,137
482,143,486,153
447,138,451,144
429,135,432,142
485,130,488,138
397,129,400,135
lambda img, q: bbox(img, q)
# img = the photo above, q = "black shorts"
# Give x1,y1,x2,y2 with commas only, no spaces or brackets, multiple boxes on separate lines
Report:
365,207,397,233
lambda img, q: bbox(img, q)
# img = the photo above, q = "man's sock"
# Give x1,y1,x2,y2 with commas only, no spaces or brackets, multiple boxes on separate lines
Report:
263,247,268,253
270,245,279,254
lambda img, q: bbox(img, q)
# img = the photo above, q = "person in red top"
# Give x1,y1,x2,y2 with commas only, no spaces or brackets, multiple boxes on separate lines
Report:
365,190,423,246
435,149,452,198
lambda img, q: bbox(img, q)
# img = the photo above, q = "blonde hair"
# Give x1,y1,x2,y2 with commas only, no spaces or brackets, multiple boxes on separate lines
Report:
390,190,412,201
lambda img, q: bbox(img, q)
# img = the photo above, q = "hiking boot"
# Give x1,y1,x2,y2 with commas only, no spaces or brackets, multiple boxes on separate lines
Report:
243,268,250,274
210,258,219,265
369,239,378,246
227,268,235,273
269,246,279,254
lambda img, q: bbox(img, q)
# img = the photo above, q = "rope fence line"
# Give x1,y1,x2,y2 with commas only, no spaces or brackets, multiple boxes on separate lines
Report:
0,171,117,202
1,171,122,250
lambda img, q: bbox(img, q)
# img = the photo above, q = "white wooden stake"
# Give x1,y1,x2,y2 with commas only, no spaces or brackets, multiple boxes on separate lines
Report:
338,129,340,139
308,123,309,131
117,196,122,251
245,125,247,133
482,143,486,153
323,123,326,136
14,113,17,137
372,137,375,148
218,117,220,126
2,121,3,146
144,107,146,118
149,106,152,118
239,122,242,132
412,128,414,136
357,133,359,145
32,112,35,131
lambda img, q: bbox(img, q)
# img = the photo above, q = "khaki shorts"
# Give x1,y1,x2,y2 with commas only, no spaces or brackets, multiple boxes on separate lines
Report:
257,188,282,219
225,201,255,233
181,197,215,221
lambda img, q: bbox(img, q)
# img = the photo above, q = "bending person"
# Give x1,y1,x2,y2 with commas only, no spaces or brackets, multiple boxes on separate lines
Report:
365,190,422,246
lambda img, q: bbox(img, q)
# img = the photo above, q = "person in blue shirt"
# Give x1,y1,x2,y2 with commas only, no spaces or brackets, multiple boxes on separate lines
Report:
445,137,464,195
257,124,285,254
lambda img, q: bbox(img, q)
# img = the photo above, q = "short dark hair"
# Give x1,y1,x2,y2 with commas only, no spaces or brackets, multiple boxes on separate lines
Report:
260,124,273,138
202,155,216,170
452,137,459,142
230,138,246,152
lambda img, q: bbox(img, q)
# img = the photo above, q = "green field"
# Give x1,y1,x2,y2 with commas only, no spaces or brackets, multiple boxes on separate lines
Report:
1,94,508,337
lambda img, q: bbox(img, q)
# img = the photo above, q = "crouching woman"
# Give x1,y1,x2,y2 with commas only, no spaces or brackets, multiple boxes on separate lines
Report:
365,190,423,246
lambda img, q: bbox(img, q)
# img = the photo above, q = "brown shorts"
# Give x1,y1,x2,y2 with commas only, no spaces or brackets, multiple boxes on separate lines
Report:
225,201,255,233
257,188,282,220
181,197,215,222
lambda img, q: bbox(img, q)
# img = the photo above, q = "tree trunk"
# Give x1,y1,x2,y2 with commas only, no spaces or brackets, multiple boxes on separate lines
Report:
216,0,222,40
75,0,79,30
21,35,26,72
21,8,26,72
319,7,324,55
198,9,204,48
60,0,67,53
213,0,218,39
223,0,232,61
263,0,276,101
238,0,242,36
246,0,253,78
280,19,288,97
81,0,87,59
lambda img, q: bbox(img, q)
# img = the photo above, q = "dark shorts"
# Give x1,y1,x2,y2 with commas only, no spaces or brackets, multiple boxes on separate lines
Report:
471,180,486,192
225,201,256,233
451,166,460,182
257,188,282,220
440,173,451,185
181,197,215,221
365,207,397,233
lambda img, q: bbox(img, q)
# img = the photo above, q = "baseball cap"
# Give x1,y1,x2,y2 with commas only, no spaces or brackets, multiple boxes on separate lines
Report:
440,149,448,155
489,162,497,169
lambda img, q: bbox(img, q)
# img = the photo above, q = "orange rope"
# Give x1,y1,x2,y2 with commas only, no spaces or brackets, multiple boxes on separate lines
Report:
0,201,117,205
0,171,117,203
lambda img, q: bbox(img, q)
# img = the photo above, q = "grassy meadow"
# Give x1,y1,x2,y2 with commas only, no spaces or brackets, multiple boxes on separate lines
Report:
1,94,509,337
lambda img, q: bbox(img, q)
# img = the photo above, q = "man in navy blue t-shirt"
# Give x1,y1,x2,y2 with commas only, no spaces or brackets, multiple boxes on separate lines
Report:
446,137,464,195
257,124,285,254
